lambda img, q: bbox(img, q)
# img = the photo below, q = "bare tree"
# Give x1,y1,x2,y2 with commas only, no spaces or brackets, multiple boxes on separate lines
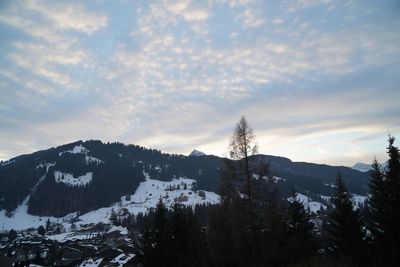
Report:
228,116,258,203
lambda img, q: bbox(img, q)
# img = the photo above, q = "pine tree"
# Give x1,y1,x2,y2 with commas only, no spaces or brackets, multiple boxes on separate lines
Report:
326,174,366,265
284,190,318,264
37,225,45,236
46,218,51,232
368,136,400,265
169,203,208,267
8,229,17,241
135,199,171,267
367,158,385,263
110,209,118,226
383,135,400,265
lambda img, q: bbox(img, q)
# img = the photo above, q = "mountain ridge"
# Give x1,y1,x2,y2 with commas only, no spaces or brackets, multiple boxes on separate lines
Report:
0,140,370,219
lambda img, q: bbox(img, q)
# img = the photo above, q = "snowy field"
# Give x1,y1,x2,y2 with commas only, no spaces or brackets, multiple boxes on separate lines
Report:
0,173,219,234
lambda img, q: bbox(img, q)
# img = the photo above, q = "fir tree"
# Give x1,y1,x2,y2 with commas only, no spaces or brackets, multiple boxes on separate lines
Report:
8,229,17,241
37,225,45,236
110,209,118,226
46,218,51,231
136,199,171,267
369,136,400,266
284,190,318,264
326,174,366,266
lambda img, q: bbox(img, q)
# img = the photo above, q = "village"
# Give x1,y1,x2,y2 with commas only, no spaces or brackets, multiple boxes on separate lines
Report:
0,220,138,267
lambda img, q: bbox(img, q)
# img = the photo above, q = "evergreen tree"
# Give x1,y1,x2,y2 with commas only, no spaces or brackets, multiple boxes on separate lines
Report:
135,199,171,267
46,218,51,232
326,174,365,266
37,225,45,236
209,116,281,267
284,190,318,264
8,229,17,241
110,209,118,225
169,203,208,267
368,136,400,266
383,135,400,266
367,158,385,263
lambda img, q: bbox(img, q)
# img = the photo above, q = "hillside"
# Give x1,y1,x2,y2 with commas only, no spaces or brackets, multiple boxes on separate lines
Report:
0,140,370,220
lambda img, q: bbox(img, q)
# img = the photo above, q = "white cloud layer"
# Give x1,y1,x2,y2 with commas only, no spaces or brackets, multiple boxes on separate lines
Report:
0,0,399,166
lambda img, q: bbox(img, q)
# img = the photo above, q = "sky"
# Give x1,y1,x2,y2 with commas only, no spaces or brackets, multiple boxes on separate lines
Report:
0,0,399,166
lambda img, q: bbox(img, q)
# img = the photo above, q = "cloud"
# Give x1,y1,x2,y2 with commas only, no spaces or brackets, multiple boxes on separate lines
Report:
0,0,399,167
182,9,210,21
0,0,107,94
24,0,107,35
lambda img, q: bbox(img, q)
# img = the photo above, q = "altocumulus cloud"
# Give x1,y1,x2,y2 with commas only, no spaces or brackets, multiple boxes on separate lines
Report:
0,0,399,166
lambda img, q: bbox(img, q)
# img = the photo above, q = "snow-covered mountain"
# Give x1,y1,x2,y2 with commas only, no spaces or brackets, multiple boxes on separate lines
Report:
352,161,387,172
0,140,371,231
189,149,206,156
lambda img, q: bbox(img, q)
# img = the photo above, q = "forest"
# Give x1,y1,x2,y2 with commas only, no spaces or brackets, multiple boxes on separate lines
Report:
131,117,400,267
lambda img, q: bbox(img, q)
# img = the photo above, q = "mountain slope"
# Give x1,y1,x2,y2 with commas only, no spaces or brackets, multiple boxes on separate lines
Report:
0,140,370,218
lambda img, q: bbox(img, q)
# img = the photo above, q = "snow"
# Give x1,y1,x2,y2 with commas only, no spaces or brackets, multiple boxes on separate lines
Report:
0,172,219,232
320,195,332,203
54,171,92,187
59,145,88,156
79,258,103,267
272,176,285,183
46,231,99,242
85,156,104,165
0,202,63,231
290,193,327,213
324,183,338,188
252,174,285,183
189,149,206,156
0,162,60,230
110,253,135,266
0,160,15,166
351,194,367,207
107,225,128,235
76,175,219,226
352,161,387,172
58,145,104,165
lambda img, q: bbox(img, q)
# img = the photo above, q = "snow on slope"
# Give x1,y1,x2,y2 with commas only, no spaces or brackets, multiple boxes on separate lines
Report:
352,162,373,172
110,253,135,267
318,194,367,209
1,159,15,166
58,144,104,165
79,258,103,267
0,172,219,232
54,171,93,186
352,194,367,206
292,193,327,213
189,149,206,156
77,175,220,227
0,162,61,230
59,144,88,156
352,162,387,172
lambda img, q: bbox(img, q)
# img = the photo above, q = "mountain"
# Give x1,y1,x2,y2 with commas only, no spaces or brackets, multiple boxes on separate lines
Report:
0,140,370,222
353,162,373,172
189,149,206,156
352,161,387,172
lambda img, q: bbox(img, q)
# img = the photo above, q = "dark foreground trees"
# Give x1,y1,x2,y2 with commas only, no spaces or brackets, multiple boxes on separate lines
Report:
284,190,318,264
134,118,400,267
135,200,208,267
367,135,400,266
326,174,366,266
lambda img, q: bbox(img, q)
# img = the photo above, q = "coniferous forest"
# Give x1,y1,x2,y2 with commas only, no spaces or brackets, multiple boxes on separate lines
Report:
132,117,400,267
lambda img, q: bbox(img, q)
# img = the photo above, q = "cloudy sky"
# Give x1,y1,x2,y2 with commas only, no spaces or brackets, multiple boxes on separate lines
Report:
0,0,399,166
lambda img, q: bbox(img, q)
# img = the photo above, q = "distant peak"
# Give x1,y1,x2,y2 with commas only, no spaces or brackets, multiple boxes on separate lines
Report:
189,149,206,157
352,162,372,172
352,161,387,172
